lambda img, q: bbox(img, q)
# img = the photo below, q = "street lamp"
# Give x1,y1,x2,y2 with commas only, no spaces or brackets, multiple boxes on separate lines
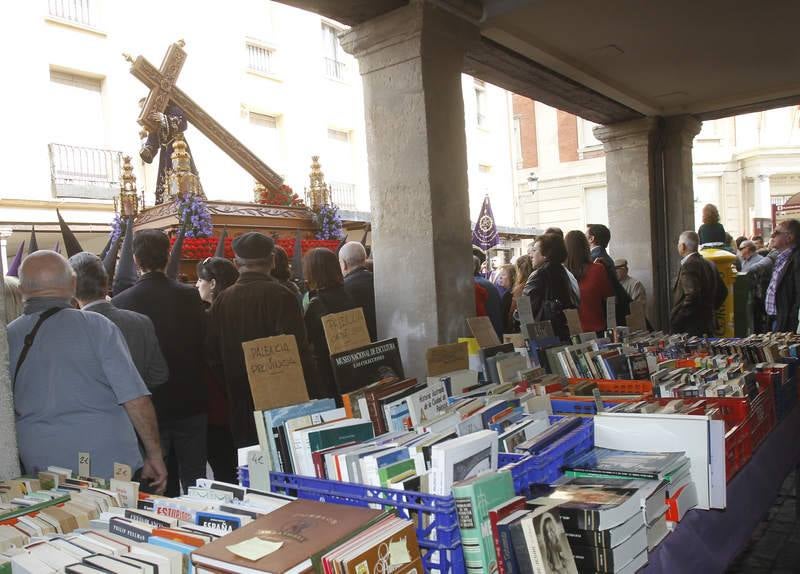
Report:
527,172,539,195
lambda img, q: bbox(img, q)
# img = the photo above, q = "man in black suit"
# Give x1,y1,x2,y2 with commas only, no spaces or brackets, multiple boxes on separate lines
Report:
69,252,168,391
670,231,722,336
113,230,207,495
339,241,377,341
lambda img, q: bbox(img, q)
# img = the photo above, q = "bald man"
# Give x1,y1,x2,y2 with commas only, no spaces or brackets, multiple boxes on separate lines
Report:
8,251,166,491
339,242,377,340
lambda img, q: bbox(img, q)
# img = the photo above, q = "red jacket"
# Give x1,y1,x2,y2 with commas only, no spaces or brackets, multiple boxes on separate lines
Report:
578,262,614,332
474,282,489,316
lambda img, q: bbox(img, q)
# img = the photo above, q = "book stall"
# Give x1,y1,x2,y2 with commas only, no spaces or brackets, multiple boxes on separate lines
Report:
3,310,800,574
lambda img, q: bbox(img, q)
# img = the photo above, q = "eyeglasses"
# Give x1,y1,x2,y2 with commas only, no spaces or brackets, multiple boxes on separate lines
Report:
771,230,786,238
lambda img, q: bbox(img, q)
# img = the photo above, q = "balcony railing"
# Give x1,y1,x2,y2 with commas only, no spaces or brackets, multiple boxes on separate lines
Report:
324,57,347,81
48,0,95,27
329,181,357,211
49,143,122,200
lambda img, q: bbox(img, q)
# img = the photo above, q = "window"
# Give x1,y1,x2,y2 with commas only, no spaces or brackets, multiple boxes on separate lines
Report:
325,128,354,197
584,186,608,227
322,23,347,80
247,112,282,171
694,177,721,229
246,42,275,75
697,119,719,140
474,81,488,128
512,116,523,168
48,0,95,27
578,117,602,149
48,70,104,148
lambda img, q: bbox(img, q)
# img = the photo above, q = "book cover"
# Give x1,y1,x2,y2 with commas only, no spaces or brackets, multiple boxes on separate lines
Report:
522,505,578,574
307,420,375,454
514,417,581,455
453,471,515,574
191,500,385,574
488,497,526,574
378,459,417,488
430,430,499,496
330,339,405,395
364,378,420,435
564,448,685,480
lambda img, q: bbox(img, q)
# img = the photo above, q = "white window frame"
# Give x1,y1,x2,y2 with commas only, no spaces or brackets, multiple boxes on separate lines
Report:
321,21,348,82
474,81,489,130
46,0,104,33
512,115,523,169
577,117,603,159
245,38,279,79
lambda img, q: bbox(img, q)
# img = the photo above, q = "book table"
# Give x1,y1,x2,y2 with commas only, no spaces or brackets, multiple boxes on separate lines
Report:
642,405,800,573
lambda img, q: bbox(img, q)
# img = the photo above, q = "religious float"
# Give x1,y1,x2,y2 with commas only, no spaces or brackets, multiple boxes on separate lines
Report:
113,40,363,281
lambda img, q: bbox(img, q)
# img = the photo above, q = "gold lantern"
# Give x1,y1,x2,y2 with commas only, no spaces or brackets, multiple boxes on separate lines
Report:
119,155,140,217
306,155,330,209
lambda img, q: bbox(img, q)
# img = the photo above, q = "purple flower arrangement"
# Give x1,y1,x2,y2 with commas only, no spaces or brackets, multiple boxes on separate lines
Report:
175,194,213,238
110,214,125,243
313,203,345,240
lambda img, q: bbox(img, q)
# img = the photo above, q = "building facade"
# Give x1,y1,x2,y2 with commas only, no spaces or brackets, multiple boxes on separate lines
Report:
512,95,800,242
1,0,520,266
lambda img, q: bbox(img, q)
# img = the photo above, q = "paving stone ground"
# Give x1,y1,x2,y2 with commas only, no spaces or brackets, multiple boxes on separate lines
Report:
726,471,800,573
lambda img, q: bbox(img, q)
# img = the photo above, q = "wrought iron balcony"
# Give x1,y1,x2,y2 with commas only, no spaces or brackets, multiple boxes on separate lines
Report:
324,57,347,81
49,143,122,200
48,0,95,27
329,181,357,210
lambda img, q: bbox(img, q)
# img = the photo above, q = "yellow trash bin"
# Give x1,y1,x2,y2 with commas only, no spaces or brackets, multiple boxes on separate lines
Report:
700,247,737,337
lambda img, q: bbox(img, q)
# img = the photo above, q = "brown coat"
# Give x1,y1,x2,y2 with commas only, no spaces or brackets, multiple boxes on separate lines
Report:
670,252,718,336
206,271,318,447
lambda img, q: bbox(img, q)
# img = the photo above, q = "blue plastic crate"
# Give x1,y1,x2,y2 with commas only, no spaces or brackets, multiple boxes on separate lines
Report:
550,398,623,415
270,471,465,574
237,466,250,488
498,417,594,495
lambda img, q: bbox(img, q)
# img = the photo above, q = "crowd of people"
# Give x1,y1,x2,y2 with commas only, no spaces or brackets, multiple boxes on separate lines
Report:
5,203,800,495
4,230,375,495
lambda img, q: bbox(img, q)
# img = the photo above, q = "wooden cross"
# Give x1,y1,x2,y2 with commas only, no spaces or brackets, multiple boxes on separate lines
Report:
124,40,284,192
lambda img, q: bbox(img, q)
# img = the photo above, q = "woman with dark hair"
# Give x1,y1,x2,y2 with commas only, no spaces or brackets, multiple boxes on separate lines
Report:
495,264,517,333
507,255,534,331
271,245,301,300
522,234,576,341
565,230,613,334
303,248,358,400
195,257,239,484
196,257,239,304
698,203,727,245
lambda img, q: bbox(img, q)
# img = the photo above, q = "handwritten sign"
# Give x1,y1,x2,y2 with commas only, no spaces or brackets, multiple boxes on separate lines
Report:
564,309,582,335
113,463,132,482
426,342,469,377
626,300,647,332
516,297,535,325
466,317,501,348
78,452,90,478
322,308,372,355
247,449,270,492
242,335,309,410
522,320,555,341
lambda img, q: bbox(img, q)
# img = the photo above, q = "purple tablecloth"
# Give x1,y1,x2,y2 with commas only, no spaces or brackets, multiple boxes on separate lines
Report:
642,405,800,574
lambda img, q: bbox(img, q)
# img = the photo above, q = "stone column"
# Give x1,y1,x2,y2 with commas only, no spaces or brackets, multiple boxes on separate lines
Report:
662,116,702,285
0,254,20,480
754,174,772,219
594,118,660,325
341,2,478,377
594,115,701,329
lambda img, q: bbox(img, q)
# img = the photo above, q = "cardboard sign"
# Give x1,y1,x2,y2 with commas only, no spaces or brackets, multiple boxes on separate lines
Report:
466,316,501,348
626,300,647,332
247,449,270,492
242,335,310,411
564,309,582,335
504,333,526,349
321,308,372,355
78,452,90,478
113,463,132,482
522,320,555,341
606,296,617,329
517,297,535,325
426,342,469,377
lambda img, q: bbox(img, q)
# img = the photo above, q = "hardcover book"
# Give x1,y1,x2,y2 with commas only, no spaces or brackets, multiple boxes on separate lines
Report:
330,338,405,395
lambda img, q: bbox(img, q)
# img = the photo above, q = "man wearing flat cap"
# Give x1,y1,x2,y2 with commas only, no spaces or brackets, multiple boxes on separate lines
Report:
614,258,646,307
206,232,318,447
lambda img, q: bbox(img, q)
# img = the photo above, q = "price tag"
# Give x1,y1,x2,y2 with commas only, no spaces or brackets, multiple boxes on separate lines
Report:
247,449,270,492
78,452,91,478
113,463,132,482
